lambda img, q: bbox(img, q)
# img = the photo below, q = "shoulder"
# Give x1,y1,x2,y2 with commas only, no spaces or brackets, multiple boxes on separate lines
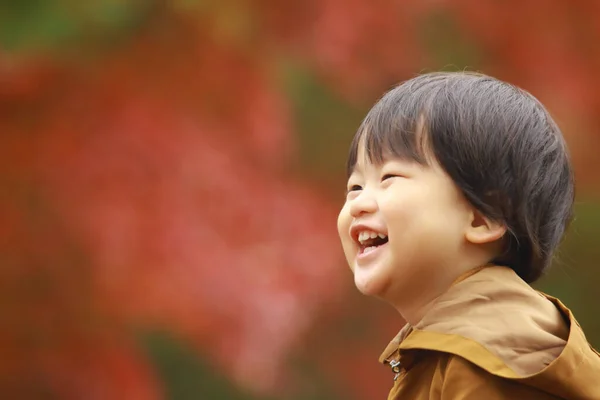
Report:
433,354,561,400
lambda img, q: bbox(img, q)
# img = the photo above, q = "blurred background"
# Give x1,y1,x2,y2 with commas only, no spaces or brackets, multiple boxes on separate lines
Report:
2,1,600,399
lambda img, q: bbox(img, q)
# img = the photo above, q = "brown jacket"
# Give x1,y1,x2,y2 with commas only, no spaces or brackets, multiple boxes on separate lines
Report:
379,266,600,399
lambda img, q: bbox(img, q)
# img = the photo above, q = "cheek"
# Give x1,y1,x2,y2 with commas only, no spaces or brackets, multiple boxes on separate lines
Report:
337,204,351,241
380,188,454,235
337,204,356,266
379,191,419,225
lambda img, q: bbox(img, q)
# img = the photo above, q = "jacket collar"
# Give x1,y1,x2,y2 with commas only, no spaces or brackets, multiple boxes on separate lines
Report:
379,265,568,376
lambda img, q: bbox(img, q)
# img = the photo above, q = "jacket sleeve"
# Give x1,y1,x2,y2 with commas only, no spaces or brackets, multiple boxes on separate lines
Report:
440,355,560,400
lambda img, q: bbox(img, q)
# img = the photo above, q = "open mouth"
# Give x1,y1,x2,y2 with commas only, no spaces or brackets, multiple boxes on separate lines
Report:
358,232,389,255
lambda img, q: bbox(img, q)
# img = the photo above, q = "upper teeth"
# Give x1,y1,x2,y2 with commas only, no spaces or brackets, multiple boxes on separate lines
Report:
358,230,387,244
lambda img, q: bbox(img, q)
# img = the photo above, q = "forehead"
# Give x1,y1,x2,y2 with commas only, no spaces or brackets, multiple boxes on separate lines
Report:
348,137,385,175
352,139,369,170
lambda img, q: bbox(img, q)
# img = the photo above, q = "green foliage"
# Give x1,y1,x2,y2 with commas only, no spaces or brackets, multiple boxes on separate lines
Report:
281,62,365,182
419,10,482,71
0,0,146,51
537,201,600,347
141,331,266,400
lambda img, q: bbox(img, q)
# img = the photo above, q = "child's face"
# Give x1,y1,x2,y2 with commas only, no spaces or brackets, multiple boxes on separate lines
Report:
337,143,473,305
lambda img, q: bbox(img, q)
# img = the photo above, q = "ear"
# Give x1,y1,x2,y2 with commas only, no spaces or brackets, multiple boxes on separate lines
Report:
465,208,506,244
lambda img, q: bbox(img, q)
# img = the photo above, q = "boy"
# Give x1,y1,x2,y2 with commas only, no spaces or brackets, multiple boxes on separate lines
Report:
337,72,600,399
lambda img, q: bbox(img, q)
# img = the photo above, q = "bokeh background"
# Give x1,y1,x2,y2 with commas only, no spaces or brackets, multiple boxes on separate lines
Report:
2,1,600,399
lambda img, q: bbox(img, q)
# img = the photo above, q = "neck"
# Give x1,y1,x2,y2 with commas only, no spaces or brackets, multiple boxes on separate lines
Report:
393,263,491,326
398,293,441,326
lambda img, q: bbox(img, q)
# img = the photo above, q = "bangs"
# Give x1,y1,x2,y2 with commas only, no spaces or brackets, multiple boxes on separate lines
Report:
346,98,431,177
345,74,448,176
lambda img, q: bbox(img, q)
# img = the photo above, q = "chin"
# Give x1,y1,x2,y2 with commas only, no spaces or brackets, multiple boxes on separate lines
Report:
353,271,388,298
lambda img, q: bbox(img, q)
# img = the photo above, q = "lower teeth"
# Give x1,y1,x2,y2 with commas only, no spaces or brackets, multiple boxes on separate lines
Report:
363,246,377,254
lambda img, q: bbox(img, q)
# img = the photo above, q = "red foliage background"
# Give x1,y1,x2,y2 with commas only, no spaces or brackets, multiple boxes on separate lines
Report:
2,1,600,398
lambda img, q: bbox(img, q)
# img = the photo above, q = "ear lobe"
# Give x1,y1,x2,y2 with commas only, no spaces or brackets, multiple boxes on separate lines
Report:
465,209,506,244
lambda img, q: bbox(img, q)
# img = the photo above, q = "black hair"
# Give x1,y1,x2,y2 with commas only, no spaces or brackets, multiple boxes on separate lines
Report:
346,72,575,283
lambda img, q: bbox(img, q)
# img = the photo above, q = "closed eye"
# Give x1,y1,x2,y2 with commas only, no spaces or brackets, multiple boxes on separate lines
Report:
381,174,400,181
347,184,362,193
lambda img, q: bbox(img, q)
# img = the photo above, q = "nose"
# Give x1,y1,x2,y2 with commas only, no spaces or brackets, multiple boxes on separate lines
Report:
349,189,378,218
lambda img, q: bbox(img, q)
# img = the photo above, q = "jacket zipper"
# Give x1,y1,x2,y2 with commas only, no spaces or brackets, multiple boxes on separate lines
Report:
389,360,402,381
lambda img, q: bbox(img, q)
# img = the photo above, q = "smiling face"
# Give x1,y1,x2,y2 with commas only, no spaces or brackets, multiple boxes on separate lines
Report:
337,142,475,308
